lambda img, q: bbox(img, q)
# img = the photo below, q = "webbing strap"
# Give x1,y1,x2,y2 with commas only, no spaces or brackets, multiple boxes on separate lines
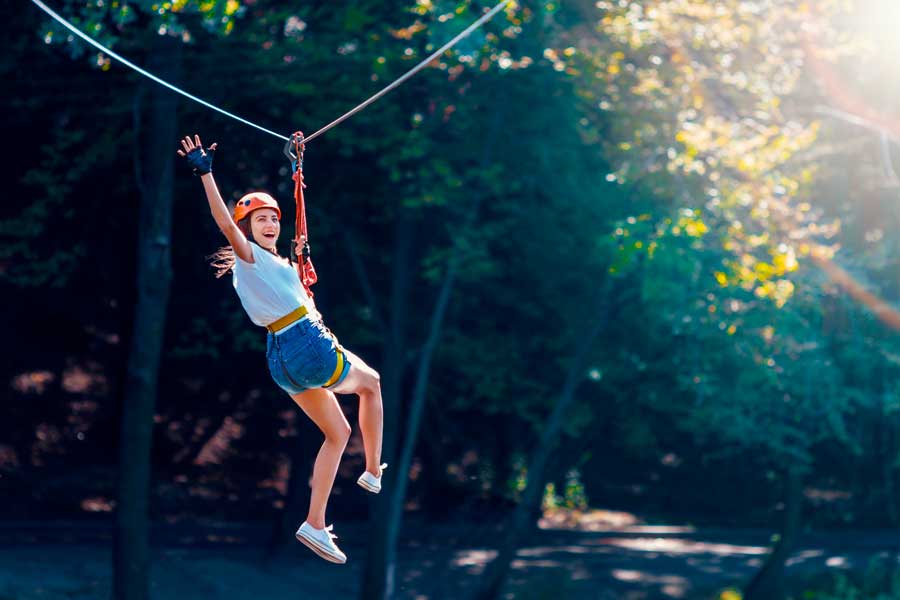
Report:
266,305,309,334
291,134,318,296
323,351,345,388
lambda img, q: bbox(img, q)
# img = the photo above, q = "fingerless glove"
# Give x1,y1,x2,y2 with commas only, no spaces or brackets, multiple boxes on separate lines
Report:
186,146,215,175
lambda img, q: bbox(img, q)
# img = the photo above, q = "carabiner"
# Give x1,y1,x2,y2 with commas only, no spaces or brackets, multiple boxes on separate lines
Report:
283,131,305,172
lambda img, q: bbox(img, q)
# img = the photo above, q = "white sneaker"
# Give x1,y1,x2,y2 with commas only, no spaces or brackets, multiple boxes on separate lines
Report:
357,463,388,494
295,521,347,564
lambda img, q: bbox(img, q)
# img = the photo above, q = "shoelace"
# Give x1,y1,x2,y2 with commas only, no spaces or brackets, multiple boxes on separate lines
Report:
324,524,338,541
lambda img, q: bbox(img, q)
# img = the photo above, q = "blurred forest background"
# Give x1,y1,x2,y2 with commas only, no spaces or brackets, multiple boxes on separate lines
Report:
4,0,900,598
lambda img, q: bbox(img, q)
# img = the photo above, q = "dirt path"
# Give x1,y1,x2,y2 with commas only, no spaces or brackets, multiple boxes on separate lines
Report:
0,521,898,599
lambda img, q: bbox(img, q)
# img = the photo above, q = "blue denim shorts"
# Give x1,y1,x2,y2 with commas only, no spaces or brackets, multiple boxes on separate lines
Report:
266,317,352,395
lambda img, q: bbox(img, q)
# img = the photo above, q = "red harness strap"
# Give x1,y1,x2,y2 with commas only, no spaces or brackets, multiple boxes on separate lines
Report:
291,132,318,297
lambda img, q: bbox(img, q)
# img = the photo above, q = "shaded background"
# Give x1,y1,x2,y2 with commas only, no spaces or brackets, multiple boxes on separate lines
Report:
3,0,900,598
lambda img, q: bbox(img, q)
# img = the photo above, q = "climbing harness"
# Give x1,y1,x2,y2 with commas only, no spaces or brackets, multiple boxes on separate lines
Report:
266,304,347,389
265,305,309,334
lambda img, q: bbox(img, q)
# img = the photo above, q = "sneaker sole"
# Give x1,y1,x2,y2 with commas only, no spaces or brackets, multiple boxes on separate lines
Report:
357,478,381,494
295,530,347,564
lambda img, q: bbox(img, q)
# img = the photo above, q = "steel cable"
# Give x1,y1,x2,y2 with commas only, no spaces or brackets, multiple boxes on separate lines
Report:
30,0,511,145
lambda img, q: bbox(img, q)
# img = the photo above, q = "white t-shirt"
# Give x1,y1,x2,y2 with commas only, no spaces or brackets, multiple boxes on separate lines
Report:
232,242,320,328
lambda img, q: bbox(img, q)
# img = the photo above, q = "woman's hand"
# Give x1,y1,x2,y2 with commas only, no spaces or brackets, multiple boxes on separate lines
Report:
295,235,309,259
177,134,217,176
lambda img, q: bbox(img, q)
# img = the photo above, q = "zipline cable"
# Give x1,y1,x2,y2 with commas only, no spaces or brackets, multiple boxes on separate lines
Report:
29,0,290,141
301,0,511,145
30,0,512,145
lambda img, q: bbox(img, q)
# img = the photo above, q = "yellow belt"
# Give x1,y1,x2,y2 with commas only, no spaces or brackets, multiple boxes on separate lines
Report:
268,306,346,388
266,305,309,334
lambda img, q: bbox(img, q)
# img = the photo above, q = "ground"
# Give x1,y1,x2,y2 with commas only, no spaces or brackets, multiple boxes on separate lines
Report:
1,517,898,599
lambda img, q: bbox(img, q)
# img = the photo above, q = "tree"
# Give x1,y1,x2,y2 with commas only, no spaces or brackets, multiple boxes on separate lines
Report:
35,3,240,598
535,2,873,598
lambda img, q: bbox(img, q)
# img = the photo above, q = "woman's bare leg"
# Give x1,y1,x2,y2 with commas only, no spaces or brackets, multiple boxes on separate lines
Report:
329,348,383,476
290,387,351,529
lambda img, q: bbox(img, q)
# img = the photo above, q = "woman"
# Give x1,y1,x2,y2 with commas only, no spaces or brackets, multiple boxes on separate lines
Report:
177,134,385,564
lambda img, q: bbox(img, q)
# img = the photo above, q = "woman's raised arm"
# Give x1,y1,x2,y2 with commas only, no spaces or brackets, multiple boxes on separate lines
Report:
177,135,253,263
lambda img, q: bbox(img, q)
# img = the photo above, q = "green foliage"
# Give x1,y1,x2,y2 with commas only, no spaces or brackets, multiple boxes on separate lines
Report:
41,0,244,59
508,453,528,502
562,468,588,511
540,481,558,511
794,560,900,600
169,316,225,360
541,469,589,512
0,128,108,287
8,0,900,543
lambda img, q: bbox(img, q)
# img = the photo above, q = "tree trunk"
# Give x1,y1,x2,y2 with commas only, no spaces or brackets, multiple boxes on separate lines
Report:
381,105,506,589
266,428,319,555
359,103,505,599
474,288,612,600
744,467,804,600
359,212,414,600
112,34,180,600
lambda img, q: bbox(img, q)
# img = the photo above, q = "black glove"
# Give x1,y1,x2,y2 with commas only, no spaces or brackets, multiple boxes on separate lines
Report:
185,145,215,175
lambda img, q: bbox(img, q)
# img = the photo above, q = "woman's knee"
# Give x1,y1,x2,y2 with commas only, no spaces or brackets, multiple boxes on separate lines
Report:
327,420,352,446
294,388,351,445
338,421,352,444
361,370,381,398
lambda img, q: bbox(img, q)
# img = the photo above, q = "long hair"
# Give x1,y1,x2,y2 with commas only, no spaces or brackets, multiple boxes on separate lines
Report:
207,214,292,278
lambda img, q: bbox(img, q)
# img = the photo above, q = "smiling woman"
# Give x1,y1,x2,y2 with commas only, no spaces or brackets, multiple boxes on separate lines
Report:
177,134,386,565
207,191,288,278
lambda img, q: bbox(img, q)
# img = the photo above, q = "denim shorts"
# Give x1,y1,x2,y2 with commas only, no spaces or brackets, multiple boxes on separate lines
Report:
266,317,352,395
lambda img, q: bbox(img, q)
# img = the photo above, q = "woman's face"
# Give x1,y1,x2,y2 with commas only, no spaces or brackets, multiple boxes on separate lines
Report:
249,208,280,250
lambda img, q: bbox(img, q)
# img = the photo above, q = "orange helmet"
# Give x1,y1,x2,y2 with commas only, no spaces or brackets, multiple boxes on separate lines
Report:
233,192,281,223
